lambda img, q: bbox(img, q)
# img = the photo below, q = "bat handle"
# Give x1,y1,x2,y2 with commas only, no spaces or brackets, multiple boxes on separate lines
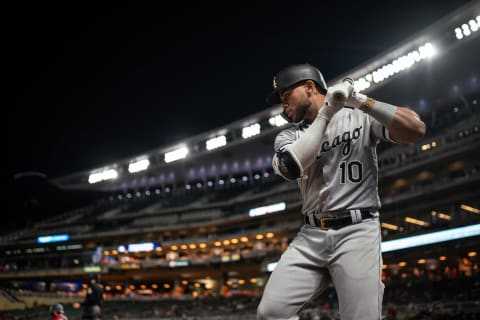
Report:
331,77,354,104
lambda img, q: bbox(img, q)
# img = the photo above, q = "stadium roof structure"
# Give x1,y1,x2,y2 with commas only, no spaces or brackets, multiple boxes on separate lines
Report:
50,1,480,192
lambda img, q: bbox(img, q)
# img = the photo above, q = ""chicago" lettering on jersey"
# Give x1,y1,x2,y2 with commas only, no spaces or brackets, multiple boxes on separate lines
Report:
319,125,363,156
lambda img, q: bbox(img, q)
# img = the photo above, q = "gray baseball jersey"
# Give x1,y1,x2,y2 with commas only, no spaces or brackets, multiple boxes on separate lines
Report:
274,107,393,214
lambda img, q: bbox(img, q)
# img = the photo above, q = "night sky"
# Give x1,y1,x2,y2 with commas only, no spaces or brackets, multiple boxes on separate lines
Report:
5,1,474,229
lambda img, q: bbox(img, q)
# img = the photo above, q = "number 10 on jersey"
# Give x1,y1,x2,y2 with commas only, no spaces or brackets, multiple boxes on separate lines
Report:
339,161,363,184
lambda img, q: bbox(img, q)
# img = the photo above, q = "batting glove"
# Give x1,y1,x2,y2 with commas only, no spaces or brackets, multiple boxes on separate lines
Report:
347,91,369,109
320,79,354,120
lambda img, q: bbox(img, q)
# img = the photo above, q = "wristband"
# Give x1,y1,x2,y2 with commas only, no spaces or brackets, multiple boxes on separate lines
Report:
359,97,375,113
361,99,397,127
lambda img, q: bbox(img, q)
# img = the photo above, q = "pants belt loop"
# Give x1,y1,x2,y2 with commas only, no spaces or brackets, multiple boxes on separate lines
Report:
350,209,362,224
308,215,317,227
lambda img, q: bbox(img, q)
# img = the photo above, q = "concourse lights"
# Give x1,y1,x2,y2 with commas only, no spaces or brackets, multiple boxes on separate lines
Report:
421,141,438,151
405,217,430,227
460,204,480,214
381,222,399,231
431,211,452,221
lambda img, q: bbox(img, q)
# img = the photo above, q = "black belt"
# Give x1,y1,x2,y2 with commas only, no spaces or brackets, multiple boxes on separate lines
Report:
304,209,375,230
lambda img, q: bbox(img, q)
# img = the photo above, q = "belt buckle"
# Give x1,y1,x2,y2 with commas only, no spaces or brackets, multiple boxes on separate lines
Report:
319,217,333,230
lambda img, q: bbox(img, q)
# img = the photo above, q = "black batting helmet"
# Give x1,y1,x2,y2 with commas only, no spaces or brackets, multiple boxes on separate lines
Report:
266,63,327,106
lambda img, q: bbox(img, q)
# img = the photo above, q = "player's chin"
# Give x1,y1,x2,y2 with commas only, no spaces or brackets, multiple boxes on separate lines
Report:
290,110,303,122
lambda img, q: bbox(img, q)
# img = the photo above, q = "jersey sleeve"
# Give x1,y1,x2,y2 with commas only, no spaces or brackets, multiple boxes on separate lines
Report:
274,127,297,151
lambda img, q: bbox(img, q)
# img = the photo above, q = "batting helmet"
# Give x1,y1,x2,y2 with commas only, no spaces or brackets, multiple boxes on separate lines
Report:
266,63,328,106
49,303,64,314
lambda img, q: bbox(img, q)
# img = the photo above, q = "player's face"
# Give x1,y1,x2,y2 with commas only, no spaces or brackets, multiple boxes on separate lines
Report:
280,84,311,123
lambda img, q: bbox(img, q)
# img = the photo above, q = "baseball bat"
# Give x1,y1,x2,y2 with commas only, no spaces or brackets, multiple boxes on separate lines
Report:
331,77,354,105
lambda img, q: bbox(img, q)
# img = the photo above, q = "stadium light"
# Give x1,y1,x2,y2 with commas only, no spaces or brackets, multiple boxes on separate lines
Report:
242,123,261,139
269,114,288,127
454,16,480,39
128,158,150,173
353,42,437,92
206,135,227,151
88,168,118,184
164,146,189,163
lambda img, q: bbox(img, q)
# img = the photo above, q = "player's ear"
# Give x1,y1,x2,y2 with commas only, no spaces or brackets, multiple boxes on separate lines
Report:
304,80,315,95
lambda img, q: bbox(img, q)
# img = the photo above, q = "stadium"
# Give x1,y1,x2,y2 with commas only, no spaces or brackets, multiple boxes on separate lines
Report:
2,2,480,319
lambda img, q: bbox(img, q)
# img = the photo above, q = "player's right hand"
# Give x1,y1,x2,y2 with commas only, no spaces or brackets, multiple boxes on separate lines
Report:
347,90,368,109
320,79,354,120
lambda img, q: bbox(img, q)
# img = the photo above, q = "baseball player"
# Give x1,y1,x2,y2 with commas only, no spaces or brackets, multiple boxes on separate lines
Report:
82,273,103,320
257,64,426,320
50,303,68,320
